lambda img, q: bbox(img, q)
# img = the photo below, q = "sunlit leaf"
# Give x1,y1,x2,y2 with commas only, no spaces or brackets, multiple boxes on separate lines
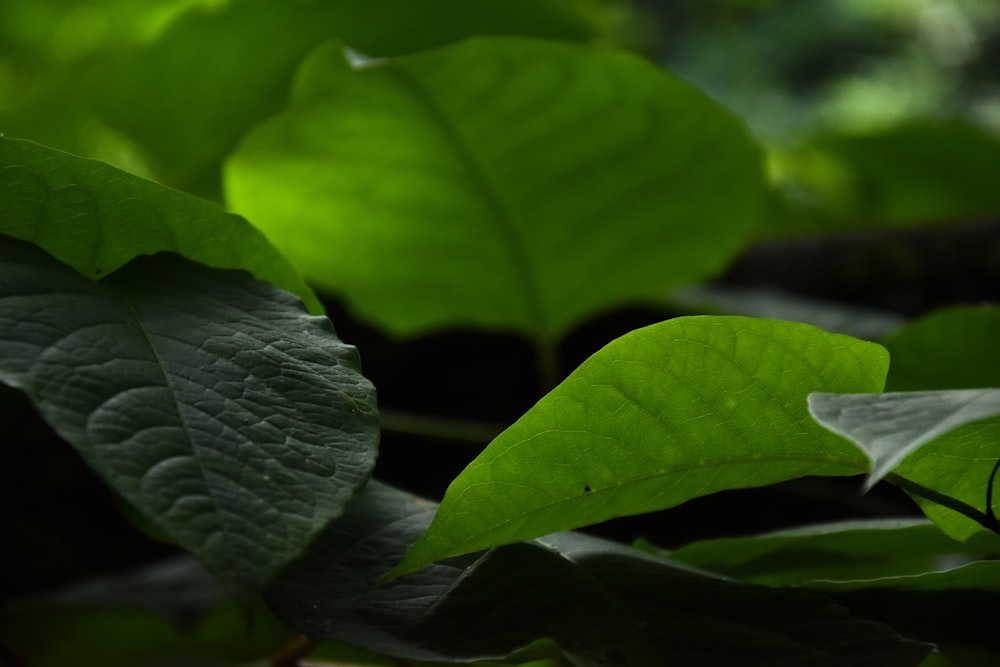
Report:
0,238,378,596
226,38,764,341
390,316,886,578
0,136,320,313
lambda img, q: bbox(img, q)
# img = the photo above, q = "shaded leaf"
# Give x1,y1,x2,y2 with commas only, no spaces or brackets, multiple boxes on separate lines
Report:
808,389,1000,491
768,120,1000,234
12,555,225,628
805,561,1000,657
880,305,1000,391
391,316,887,577
226,38,764,341
668,518,998,586
0,136,320,313
0,237,378,596
267,480,929,666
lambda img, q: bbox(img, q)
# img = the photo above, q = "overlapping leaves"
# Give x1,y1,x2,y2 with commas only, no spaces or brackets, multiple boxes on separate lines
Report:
0,237,378,596
226,37,764,341
391,316,887,577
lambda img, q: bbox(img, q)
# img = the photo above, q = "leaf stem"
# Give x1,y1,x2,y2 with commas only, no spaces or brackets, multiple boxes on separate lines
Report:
885,472,1000,535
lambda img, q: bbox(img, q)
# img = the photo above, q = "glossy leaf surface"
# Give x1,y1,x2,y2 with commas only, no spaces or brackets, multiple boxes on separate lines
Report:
391,316,887,577
226,38,764,341
808,389,1000,491
0,136,320,313
267,481,929,666
0,238,378,596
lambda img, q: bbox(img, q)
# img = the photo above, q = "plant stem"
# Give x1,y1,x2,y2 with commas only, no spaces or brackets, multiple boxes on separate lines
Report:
885,472,1000,535
269,634,321,667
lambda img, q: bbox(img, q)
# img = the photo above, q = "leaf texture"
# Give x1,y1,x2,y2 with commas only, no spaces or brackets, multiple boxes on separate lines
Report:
0,237,377,596
391,316,887,577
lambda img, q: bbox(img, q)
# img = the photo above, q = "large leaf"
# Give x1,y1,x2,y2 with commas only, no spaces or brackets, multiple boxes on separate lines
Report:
0,136,320,313
266,480,929,666
226,38,764,341
880,305,1000,391
667,518,999,586
390,316,887,577
0,237,378,596
97,0,608,196
808,390,1000,491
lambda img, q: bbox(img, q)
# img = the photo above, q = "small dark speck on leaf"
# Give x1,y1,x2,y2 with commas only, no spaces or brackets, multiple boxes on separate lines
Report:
583,484,592,493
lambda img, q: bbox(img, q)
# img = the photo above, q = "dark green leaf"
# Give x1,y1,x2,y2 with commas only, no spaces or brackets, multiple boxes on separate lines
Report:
226,38,764,341
806,561,1000,656
391,316,886,577
267,480,929,666
668,518,996,586
0,237,378,596
808,389,1000,490
768,120,1000,234
880,305,1000,391
0,136,320,313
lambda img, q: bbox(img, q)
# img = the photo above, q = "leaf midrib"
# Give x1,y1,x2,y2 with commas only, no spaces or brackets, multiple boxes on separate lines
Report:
387,64,548,338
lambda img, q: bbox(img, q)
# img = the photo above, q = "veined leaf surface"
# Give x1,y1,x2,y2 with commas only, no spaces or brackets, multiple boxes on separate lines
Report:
226,37,764,341
0,237,378,597
390,316,887,577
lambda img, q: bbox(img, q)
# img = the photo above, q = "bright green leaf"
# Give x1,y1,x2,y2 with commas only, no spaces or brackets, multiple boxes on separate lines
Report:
808,389,1000,491
267,480,929,666
668,518,997,586
390,316,887,578
0,136,321,313
881,305,1000,391
226,38,764,341
891,418,1000,542
0,237,378,597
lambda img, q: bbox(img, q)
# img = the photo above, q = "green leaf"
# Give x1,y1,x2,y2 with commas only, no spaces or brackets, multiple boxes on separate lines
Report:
390,316,887,578
807,389,1000,491
668,518,997,586
226,38,764,341
0,136,321,314
880,305,1000,391
767,120,1000,234
0,237,378,597
805,561,1000,657
267,480,929,666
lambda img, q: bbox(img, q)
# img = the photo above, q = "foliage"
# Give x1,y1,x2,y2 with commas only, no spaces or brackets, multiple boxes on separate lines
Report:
2,2,1000,666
